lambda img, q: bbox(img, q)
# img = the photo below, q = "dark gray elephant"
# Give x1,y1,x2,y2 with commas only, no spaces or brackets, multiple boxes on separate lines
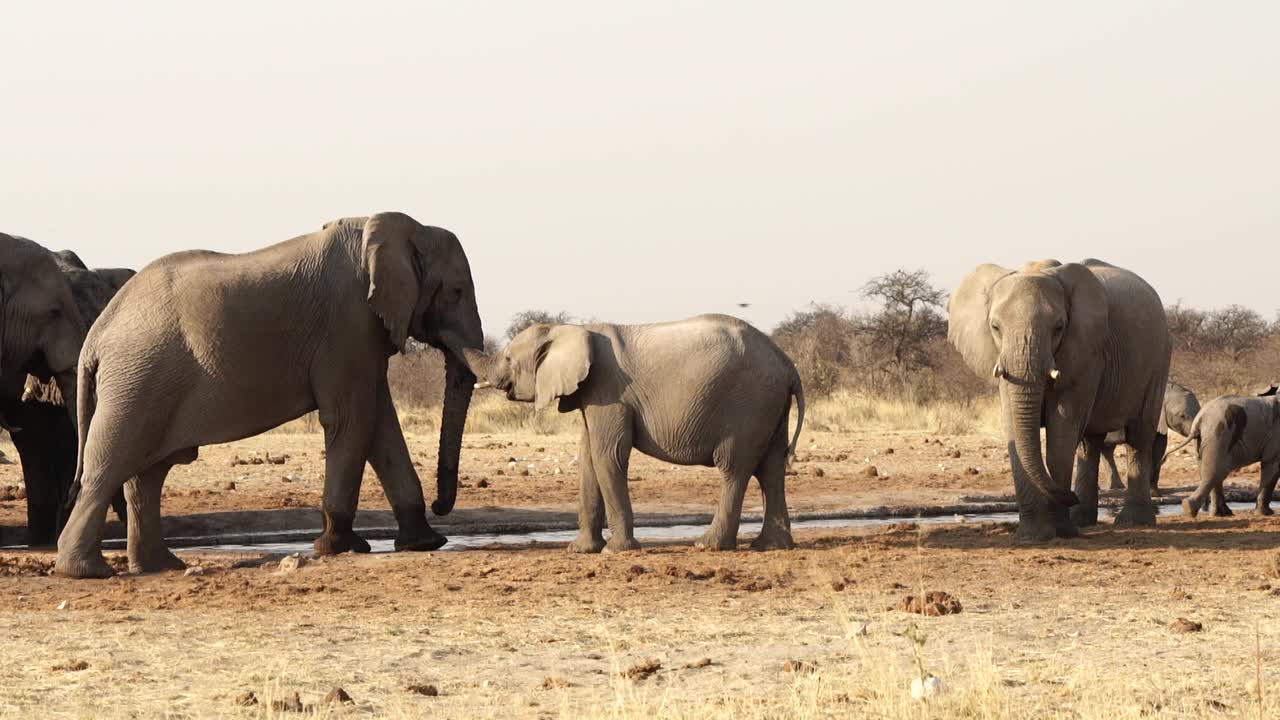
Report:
1098,381,1200,492
0,234,133,545
56,212,484,578
949,259,1171,540
1168,388,1280,519
466,314,805,553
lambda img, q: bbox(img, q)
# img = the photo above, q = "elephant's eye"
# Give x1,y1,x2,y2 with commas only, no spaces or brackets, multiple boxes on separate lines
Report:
990,323,1001,334
1053,322,1065,335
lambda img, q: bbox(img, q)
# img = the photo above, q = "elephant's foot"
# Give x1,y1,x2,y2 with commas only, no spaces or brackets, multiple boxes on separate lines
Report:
1055,522,1081,539
694,529,737,551
1069,506,1098,528
1212,503,1234,518
1258,505,1274,516
1013,518,1056,544
602,535,642,554
315,511,372,556
55,551,116,579
749,528,795,551
1182,497,1202,519
1114,503,1157,527
567,533,606,554
313,531,371,556
129,545,187,574
392,505,448,552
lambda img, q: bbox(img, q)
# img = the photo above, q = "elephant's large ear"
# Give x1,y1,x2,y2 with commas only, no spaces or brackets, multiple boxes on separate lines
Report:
361,212,421,351
948,264,1012,379
534,326,592,411
1046,263,1109,386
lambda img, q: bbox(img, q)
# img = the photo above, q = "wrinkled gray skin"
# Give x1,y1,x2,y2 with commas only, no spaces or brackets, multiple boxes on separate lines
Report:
55,212,483,578
1167,391,1280,519
0,235,131,544
949,259,1171,541
466,315,805,552
1098,382,1200,493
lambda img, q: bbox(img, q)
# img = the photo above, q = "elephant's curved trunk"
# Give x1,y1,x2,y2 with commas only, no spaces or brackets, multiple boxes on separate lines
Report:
1005,370,1079,508
432,350,475,516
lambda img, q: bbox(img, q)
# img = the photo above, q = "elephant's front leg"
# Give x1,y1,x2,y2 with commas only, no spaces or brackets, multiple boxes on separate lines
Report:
585,406,639,553
313,397,376,556
1044,419,1084,538
367,382,446,552
1070,436,1104,528
567,423,606,554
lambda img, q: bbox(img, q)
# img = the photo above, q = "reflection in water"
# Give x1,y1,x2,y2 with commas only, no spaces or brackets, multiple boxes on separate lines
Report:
183,501,1241,556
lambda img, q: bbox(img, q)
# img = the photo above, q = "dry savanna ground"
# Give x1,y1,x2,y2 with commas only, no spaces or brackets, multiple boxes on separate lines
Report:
2,398,1280,718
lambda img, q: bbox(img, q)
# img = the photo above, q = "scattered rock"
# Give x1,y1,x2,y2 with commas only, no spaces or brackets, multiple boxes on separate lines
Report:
899,591,962,616
1170,617,1203,633
55,600,71,611
535,447,545,453
520,469,530,477
683,658,713,669
270,691,304,712
813,467,826,478
0,488,14,501
863,466,879,478
51,659,89,672
278,554,306,573
477,479,491,489
223,481,236,491
323,687,354,705
233,691,259,707
1170,587,1191,601
624,564,646,581
407,684,439,697
949,449,961,458
265,453,288,465
14,487,25,500
965,467,980,476
784,469,798,477
621,658,662,680
830,579,847,592
783,659,817,674
184,566,206,577
541,676,571,690
494,469,504,476
884,448,895,454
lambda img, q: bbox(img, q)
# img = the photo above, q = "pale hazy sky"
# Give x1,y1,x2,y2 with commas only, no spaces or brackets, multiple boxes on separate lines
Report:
3,2,1277,337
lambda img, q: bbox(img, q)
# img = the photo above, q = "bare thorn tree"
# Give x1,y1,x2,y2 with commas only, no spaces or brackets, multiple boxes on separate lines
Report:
859,269,947,372
505,309,575,341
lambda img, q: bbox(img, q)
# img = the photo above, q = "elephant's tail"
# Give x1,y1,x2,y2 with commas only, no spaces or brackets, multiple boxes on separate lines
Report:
786,376,805,466
1161,419,1200,466
62,354,97,515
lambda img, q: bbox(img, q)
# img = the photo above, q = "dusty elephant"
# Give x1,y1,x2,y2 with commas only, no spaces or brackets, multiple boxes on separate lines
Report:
0,234,132,545
949,259,1171,540
55,212,484,578
1168,391,1280,519
1097,381,1200,493
466,315,805,552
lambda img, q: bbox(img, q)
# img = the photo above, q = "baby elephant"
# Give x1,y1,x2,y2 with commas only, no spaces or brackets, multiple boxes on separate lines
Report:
466,314,805,552
1169,391,1280,519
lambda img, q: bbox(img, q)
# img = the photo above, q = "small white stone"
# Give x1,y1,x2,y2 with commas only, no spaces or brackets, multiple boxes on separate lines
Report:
56,600,71,611
184,566,206,577
910,675,944,700
553,467,562,475
278,554,306,572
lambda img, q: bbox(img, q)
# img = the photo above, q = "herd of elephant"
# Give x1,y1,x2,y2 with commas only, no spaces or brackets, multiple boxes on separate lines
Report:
2,218,1277,580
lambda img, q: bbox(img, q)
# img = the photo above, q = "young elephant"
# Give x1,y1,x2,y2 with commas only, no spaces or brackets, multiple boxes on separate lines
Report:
1098,382,1200,492
467,315,805,552
1170,392,1280,519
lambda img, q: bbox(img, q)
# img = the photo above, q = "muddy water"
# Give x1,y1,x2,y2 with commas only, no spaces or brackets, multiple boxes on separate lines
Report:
176,502,1256,556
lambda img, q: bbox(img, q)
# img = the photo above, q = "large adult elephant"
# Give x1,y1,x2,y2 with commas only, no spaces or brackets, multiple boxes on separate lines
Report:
0,234,133,544
56,212,484,578
949,259,1171,541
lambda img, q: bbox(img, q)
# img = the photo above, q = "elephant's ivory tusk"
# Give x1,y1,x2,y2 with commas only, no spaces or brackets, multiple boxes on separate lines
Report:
1048,368,1061,381
474,381,493,390
992,363,1005,379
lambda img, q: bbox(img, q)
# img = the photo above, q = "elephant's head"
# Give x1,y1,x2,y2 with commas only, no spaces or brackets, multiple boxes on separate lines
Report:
949,260,1110,507
1164,382,1201,438
468,324,592,412
348,212,485,516
0,234,86,419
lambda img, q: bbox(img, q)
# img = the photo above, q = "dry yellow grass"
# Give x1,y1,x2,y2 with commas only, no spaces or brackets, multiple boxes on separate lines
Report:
804,391,1002,436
